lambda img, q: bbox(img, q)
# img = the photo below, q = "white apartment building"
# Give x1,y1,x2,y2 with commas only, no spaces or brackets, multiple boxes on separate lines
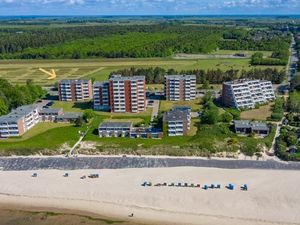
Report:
163,106,191,136
222,79,275,109
164,75,196,101
0,104,40,138
58,79,92,102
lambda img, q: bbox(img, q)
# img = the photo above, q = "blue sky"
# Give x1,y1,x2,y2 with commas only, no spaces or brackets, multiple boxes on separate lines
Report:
0,0,299,16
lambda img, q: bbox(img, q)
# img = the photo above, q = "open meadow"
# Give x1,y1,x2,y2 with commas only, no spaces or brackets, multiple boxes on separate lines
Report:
0,57,284,86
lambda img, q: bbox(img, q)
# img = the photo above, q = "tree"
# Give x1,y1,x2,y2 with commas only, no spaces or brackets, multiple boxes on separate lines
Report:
201,80,210,89
83,109,95,122
75,117,84,127
221,112,233,123
0,98,8,116
288,91,300,113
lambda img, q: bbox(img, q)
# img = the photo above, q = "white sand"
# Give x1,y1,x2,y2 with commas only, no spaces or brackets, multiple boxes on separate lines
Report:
0,167,300,225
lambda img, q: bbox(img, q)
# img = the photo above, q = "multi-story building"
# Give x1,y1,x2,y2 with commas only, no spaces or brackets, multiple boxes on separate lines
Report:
163,106,191,136
93,75,146,113
93,81,110,111
164,75,196,101
58,79,92,102
0,104,40,138
39,108,64,122
222,79,275,109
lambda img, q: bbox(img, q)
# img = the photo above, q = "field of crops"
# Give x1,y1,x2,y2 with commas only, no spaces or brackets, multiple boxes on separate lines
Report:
0,57,284,86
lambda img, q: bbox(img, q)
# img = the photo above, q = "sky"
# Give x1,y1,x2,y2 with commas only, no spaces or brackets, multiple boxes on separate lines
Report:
0,0,299,16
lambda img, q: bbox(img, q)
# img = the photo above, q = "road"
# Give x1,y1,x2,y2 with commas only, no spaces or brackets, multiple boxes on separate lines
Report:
150,100,160,122
0,156,300,171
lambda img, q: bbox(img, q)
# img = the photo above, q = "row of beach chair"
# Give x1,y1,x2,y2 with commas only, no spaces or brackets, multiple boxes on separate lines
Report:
141,182,248,191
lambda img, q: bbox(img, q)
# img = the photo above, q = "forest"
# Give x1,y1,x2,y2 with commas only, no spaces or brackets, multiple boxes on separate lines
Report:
109,67,286,85
0,79,45,116
0,24,291,61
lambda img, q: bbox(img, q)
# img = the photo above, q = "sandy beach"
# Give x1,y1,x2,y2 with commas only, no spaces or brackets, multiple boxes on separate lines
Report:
0,167,300,225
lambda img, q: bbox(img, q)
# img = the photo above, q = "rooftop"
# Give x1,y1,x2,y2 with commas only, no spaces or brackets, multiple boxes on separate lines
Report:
99,122,133,129
164,106,191,122
59,79,91,84
110,74,145,81
234,120,269,130
164,74,196,80
0,104,39,124
40,108,63,114
56,112,83,120
223,79,272,85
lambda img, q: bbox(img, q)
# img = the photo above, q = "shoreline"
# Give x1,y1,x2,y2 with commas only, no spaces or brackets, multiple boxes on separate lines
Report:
0,167,299,225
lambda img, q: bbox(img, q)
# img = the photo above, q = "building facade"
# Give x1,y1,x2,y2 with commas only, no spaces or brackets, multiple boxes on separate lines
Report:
39,108,64,122
99,122,132,137
93,75,146,113
222,79,275,109
164,75,196,101
0,104,40,138
163,106,191,136
58,79,93,102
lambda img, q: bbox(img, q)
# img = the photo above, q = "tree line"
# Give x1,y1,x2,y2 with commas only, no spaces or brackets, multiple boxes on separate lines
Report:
0,79,45,116
0,24,291,60
110,67,286,84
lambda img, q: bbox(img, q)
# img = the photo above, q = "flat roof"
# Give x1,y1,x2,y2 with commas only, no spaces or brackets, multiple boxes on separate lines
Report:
110,74,145,81
0,104,38,124
223,79,272,85
164,107,190,122
93,81,109,87
40,108,63,114
56,112,83,119
59,79,90,84
234,120,268,130
99,122,132,129
164,74,196,79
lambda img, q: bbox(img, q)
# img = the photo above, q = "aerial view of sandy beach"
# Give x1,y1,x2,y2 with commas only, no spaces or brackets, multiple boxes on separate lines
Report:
0,0,300,225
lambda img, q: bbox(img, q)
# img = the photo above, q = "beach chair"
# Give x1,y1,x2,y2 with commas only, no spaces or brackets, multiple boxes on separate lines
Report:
177,182,182,187
216,184,221,189
169,182,175,187
210,184,215,189
141,181,147,187
203,184,208,190
31,173,37,177
241,184,248,191
196,184,201,188
163,182,167,186
148,182,152,186
154,183,161,187
63,173,69,177
80,175,86,179
190,183,195,188
227,184,234,190
184,183,188,187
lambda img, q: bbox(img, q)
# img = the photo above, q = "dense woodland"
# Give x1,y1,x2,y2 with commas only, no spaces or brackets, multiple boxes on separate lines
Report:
110,67,286,84
0,79,45,116
0,24,291,61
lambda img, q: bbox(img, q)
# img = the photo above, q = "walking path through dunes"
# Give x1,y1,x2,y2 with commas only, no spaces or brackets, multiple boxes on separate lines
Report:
0,168,300,225
1,156,300,171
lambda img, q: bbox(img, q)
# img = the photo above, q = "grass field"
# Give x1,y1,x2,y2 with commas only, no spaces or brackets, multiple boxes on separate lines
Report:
240,103,274,121
160,99,202,112
0,57,284,86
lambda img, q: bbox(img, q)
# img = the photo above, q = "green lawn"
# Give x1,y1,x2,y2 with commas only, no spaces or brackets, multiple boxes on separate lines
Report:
0,124,85,155
241,103,274,121
160,99,202,112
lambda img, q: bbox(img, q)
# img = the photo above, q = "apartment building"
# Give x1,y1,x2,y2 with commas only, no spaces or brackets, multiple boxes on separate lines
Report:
164,75,196,101
58,79,92,102
93,81,110,111
93,75,146,113
0,104,40,138
234,120,270,137
39,108,64,122
163,106,191,136
222,79,275,109
98,122,132,137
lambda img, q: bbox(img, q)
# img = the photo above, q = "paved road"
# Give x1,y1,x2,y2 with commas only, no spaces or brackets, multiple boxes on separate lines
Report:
0,156,300,171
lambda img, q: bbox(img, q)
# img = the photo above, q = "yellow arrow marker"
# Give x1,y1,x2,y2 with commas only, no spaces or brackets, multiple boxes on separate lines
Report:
39,68,57,80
